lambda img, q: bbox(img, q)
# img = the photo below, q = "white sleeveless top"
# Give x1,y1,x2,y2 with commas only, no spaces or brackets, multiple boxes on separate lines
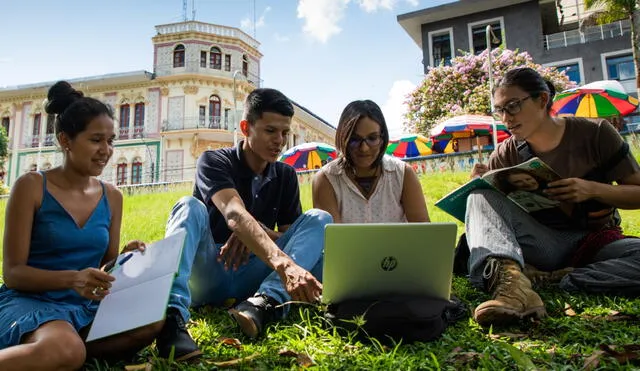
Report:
323,155,407,223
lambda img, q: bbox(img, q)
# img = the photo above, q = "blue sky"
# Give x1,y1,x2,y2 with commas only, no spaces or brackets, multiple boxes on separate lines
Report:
0,0,453,136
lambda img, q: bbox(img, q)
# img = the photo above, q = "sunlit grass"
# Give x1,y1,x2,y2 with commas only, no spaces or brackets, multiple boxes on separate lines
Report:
1,170,639,369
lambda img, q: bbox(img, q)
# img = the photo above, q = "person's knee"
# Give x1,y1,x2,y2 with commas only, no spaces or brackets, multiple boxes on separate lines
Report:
171,196,208,222
37,331,86,369
304,208,333,227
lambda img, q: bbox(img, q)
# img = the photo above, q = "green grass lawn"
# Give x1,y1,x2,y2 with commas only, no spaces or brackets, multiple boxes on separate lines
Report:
1,173,640,370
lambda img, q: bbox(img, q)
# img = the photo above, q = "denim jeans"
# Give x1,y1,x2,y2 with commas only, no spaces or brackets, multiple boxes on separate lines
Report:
165,196,332,321
466,189,640,296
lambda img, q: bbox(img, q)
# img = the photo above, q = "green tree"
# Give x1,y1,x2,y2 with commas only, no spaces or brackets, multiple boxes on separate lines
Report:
404,48,575,135
584,0,640,97
0,125,7,168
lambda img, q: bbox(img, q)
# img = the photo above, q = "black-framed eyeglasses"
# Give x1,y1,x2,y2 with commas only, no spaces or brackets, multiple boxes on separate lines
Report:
491,96,531,119
348,134,383,148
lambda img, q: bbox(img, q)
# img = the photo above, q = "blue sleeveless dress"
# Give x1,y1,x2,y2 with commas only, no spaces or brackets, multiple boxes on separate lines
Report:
0,173,111,348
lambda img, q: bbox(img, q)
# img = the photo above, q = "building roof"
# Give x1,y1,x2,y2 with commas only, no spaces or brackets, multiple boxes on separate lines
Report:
0,71,154,96
397,0,531,47
291,100,335,131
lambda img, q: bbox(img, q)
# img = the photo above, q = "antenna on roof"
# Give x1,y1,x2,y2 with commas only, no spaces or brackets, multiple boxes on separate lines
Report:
182,0,187,21
192,0,196,20
253,0,256,38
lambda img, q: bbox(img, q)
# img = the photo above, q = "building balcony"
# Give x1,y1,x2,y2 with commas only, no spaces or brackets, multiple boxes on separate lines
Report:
119,126,146,140
162,116,232,132
543,19,631,50
23,134,56,149
154,60,262,87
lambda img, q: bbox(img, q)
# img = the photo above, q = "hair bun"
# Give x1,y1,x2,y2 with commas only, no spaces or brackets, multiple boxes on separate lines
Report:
45,81,84,115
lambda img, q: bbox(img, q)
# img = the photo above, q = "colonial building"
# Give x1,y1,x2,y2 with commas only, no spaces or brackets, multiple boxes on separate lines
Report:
0,21,335,186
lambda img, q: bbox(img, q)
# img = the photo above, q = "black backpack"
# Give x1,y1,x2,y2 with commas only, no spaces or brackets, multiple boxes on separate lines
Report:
324,295,467,344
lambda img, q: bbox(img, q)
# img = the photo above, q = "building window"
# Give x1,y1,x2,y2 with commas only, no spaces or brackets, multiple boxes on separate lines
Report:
131,160,142,185
134,103,145,137
200,51,207,68
173,44,185,68
606,54,634,81
209,95,221,128
199,105,206,127
45,114,55,146
210,47,222,69
119,104,130,139
32,113,41,148
116,163,128,186
470,19,503,55
1,116,9,136
429,29,453,67
224,108,231,130
242,55,248,77
224,54,231,71
556,63,582,84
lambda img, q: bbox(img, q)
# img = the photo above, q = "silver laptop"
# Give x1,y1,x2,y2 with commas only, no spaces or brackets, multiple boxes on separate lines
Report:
322,223,458,304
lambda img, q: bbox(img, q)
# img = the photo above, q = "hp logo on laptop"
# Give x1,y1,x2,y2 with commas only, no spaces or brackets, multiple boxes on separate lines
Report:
380,256,398,271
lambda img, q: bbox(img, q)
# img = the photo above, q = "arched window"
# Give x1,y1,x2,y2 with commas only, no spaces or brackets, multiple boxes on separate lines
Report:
210,47,222,70
209,95,221,128
116,161,128,186
242,54,249,77
119,103,130,139
45,114,55,146
133,103,145,138
173,44,185,68
131,158,142,185
31,113,42,148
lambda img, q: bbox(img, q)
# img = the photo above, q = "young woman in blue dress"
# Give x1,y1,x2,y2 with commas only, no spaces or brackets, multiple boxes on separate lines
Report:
0,81,162,370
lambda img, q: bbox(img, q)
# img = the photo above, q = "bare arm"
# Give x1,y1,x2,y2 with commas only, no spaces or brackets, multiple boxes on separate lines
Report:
401,163,430,222
590,172,640,209
311,170,342,223
2,174,111,294
101,184,123,266
546,172,640,209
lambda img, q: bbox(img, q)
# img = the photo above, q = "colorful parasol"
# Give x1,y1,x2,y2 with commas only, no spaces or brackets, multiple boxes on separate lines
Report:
278,142,338,171
429,114,509,141
386,134,433,158
551,80,639,118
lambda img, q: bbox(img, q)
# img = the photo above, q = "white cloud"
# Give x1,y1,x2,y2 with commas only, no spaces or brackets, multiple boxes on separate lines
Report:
0,57,12,63
241,6,271,32
381,80,416,137
297,0,419,42
274,33,291,42
297,0,349,43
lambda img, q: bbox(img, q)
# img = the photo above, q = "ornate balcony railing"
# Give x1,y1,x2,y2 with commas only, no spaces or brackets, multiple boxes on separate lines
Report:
543,19,631,50
154,60,262,87
162,116,232,131
24,134,55,148
155,22,260,50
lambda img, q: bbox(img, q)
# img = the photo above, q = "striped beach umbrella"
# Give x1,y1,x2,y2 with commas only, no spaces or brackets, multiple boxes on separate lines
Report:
278,142,337,171
386,134,433,158
552,80,639,118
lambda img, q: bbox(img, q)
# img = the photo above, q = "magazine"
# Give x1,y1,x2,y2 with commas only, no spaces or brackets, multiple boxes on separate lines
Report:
435,157,564,223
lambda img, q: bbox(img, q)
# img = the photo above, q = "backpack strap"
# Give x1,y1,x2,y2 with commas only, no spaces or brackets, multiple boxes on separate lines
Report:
583,142,630,182
517,141,535,162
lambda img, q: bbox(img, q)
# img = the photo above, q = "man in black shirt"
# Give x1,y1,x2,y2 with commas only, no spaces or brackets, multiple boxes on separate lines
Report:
155,88,332,360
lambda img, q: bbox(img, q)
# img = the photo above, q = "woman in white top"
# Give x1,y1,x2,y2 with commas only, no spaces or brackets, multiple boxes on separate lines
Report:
312,100,430,223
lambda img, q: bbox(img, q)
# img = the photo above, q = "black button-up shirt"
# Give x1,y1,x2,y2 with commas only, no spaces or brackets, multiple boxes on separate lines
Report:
193,141,302,244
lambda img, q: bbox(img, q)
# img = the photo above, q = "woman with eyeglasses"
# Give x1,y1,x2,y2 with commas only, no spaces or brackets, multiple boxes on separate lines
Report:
312,100,429,224
466,67,640,327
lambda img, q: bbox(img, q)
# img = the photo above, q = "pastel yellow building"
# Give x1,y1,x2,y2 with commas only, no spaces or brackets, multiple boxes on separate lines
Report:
0,21,335,187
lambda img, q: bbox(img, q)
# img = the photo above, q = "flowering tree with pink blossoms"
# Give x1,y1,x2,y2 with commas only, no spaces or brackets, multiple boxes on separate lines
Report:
404,48,577,134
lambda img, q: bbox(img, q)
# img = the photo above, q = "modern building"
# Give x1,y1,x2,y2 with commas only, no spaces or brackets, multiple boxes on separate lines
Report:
397,0,637,95
0,21,335,187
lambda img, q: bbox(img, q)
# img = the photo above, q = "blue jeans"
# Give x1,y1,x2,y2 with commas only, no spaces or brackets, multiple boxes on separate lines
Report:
165,196,332,322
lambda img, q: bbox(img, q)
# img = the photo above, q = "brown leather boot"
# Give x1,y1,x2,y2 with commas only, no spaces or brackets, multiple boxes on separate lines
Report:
474,258,546,326
523,264,574,287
